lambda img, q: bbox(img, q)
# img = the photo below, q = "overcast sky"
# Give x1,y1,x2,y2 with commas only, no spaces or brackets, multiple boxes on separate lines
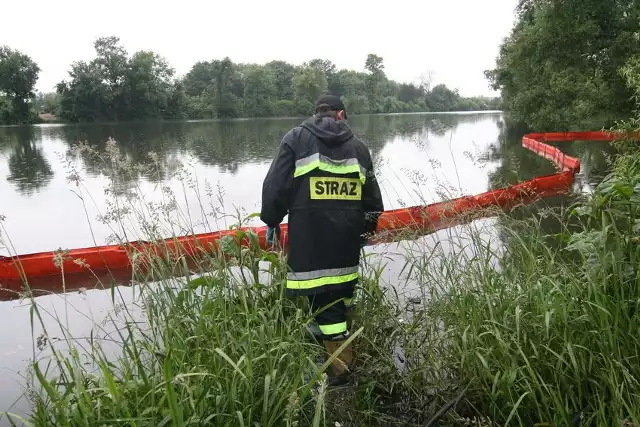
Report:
1,0,517,97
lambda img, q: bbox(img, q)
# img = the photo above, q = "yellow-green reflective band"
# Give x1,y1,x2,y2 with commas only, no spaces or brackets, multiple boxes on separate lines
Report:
287,272,359,290
294,154,367,184
319,321,347,335
295,161,366,184
344,297,354,307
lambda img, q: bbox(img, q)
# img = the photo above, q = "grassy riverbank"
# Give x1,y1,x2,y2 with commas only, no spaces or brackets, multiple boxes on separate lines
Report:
2,135,639,426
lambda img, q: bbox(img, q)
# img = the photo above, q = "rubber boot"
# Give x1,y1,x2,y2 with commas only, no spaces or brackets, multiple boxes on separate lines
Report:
323,340,353,387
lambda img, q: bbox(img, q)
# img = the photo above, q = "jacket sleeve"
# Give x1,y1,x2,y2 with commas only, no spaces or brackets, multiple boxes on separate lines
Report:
361,150,384,239
260,131,295,227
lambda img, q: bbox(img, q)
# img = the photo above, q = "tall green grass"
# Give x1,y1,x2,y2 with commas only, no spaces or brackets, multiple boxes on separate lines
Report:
8,136,640,426
415,144,640,426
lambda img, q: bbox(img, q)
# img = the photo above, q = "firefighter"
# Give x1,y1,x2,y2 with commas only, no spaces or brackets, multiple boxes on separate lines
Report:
260,94,384,386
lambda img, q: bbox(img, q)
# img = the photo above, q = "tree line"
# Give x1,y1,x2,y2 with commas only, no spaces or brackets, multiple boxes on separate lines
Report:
0,37,499,124
487,0,640,131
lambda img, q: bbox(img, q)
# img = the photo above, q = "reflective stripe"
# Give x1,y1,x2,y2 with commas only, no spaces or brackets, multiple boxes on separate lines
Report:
319,321,347,335
294,153,367,184
287,272,359,290
287,266,359,281
344,297,354,307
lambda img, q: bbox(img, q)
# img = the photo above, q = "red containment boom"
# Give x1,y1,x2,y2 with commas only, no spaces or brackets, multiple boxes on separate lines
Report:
0,131,624,300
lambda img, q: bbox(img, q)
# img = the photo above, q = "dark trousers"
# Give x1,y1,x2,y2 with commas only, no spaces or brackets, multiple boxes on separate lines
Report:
308,285,355,340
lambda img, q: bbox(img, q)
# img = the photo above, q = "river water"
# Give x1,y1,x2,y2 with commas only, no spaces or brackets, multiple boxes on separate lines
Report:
0,112,614,421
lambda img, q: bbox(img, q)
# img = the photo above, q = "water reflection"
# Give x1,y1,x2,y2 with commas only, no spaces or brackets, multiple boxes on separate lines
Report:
0,127,54,196
0,114,495,196
0,113,504,255
0,113,614,249
486,117,618,245
486,118,616,189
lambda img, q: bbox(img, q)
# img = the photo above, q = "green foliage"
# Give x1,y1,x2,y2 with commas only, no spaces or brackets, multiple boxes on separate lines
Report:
292,64,328,105
21,143,473,426
0,37,499,123
265,60,297,101
211,58,244,118
365,54,386,113
164,81,188,120
334,70,367,98
183,61,214,98
307,59,337,80
271,100,297,117
242,65,277,117
487,0,640,130
424,84,460,112
364,54,384,74
56,37,180,122
124,51,175,120
34,92,60,114
0,46,40,124
0,95,15,123
294,98,314,117
398,83,423,104
56,41,498,121
342,95,368,115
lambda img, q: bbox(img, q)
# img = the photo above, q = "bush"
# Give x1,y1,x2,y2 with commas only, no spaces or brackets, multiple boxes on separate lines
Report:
342,96,368,115
185,94,214,119
294,98,314,117
272,100,298,117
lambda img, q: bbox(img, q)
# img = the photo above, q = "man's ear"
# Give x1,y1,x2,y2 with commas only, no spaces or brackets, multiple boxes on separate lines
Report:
336,110,345,120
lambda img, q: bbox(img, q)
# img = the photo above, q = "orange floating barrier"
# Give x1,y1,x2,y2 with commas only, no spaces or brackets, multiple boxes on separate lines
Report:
0,131,624,300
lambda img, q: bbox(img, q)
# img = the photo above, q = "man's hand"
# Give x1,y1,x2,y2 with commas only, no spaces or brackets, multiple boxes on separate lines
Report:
267,225,281,246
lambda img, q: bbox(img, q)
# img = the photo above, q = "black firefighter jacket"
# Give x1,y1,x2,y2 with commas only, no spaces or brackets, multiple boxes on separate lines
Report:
260,115,384,296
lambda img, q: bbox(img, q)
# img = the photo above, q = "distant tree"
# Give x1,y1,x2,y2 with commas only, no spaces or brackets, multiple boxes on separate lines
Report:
92,36,128,118
342,95,368,115
425,84,461,112
56,37,180,122
34,92,45,112
272,99,297,116
56,60,110,121
293,64,328,105
364,54,384,74
0,46,40,124
486,0,640,130
211,57,243,118
51,39,499,121
398,83,423,104
419,70,434,94
93,36,128,87
43,93,59,114
243,65,277,117
308,58,340,96
164,81,188,119
183,61,215,97
334,70,367,98
308,59,337,79
264,60,297,101
364,54,385,113
122,51,174,119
